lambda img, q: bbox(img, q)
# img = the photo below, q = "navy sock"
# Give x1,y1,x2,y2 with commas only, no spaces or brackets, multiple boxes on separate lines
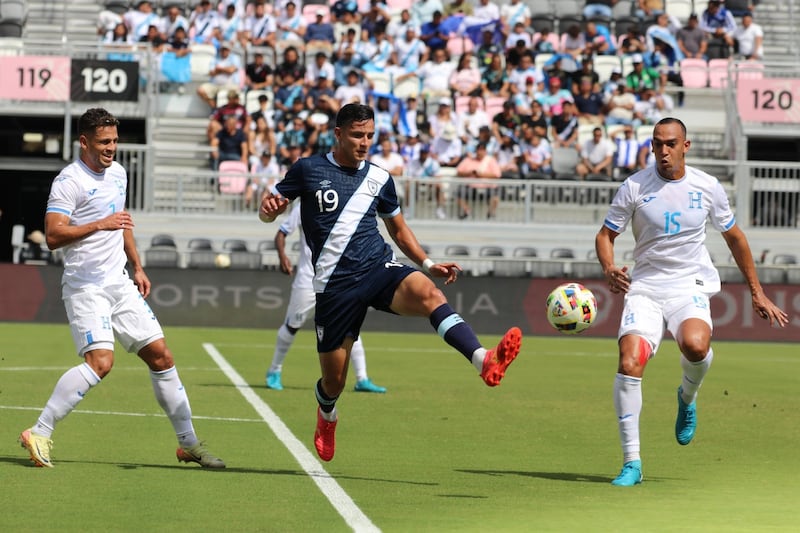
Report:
315,379,338,413
429,303,482,362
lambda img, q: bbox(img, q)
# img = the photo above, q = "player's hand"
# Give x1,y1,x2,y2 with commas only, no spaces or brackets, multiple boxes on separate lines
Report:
752,292,789,328
132,268,151,298
259,193,289,222
279,256,294,275
429,262,462,285
100,211,134,232
605,265,630,294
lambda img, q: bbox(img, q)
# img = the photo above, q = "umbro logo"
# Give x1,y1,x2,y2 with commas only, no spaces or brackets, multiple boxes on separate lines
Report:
642,196,656,203
320,180,331,188
88,189,98,196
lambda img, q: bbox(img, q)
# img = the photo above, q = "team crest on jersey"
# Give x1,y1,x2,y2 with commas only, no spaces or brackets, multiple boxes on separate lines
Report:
316,325,324,342
367,179,380,196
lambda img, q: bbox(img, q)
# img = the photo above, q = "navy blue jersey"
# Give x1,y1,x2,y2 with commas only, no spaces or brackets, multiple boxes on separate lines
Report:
275,152,402,294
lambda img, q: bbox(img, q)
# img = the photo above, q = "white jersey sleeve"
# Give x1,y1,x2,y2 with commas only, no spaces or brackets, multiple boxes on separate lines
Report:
280,202,314,291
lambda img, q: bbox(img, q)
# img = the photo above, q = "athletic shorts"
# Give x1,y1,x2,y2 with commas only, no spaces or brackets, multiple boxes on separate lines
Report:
314,260,416,352
64,279,164,357
618,289,714,355
284,285,316,329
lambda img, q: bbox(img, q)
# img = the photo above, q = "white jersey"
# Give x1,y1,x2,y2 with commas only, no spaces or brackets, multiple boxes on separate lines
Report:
46,159,129,292
279,202,314,291
603,165,735,295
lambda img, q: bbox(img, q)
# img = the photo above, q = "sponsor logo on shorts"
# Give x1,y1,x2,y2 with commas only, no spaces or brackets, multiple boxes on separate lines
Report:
316,325,324,342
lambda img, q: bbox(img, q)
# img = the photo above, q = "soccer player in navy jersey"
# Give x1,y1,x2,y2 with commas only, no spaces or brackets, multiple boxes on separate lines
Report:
259,103,522,462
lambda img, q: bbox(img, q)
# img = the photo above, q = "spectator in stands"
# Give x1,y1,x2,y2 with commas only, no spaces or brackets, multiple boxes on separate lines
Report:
733,13,764,60
505,37,531,69
334,69,367,105
401,134,423,163
481,53,511,99
417,48,455,99
569,56,601,94
573,76,606,126
549,100,580,149
473,0,500,23
605,83,638,127
576,127,615,179
334,11,361,51
635,0,664,19
98,5,124,41
412,0,445,27
520,129,553,179
676,14,708,60
455,142,502,219
276,1,306,47
625,53,660,92
308,115,337,154
562,24,588,62
583,0,618,20
124,0,160,43
431,123,464,168
370,138,405,178
406,143,445,216
726,0,760,17
242,0,277,50
139,24,164,47
247,151,280,210
274,73,307,124
336,27,362,60
419,10,449,52
278,115,311,162
218,4,242,45
305,52,336,88
532,26,559,54
331,0,359,23
306,71,339,116
526,100,549,138
207,89,250,141
602,66,624,97
505,22,532,51
619,26,647,55
274,46,306,88
492,100,523,144
466,125,500,157
361,1,392,40
427,97,459,140
584,21,616,56
386,9,412,40
159,3,189,42
635,86,673,125
334,48,365,87
449,54,482,98
508,52,544,98
399,96,421,138
361,27,394,73
699,0,736,59
613,126,640,179
500,0,531,38
196,42,242,109
104,22,135,62
510,75,538,115
643,40,683,105
538,77,574,120
189,0,220,45
245,51,273,91
445,0,474,17
394,25,427,75
457,97,491,145
477,28,503,69
249,115,277,168
305,8,336,55
250,93,276,130
645,12,682,53
637,133,655,169
497,131,523,179
373,96,398,137
211,115,249,170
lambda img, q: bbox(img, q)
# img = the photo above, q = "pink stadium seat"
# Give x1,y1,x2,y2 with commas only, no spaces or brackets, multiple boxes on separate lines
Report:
736,61,765,82
708,58,730,89
679,58,708,88
302,4,330,24
484,96,506,119
446,36,474,57
218,161,249,194
386,0,414,11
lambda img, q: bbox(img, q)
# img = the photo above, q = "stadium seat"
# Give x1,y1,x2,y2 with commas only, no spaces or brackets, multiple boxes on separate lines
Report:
534,52,553,70
245,89,273,114
302,4,330,24
151,233,178,248
530,14,556,34
223,238,249,252
218,160,249,194
484,96,506,119
145,247,180,268
666,0,693,22
446,36,474,57
708,58,730,89
613,16,640,39
551,247,576,259
611,0,634,19
735,62,765,82
0,0,27,38
391,75,420,99
551,147,580,180
229,251,263,269
365,71,391,95
186,238,216,269
455,95,481,113
679,58,709,89
190,44,217,81
772,253,798,265
593,54,621,83
188,238,213,251
553,0,581,18
444,244,470,257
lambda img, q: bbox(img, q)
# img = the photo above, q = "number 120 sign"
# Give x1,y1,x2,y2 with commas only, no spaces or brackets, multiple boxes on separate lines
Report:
737,78,800,124
0,56,71,101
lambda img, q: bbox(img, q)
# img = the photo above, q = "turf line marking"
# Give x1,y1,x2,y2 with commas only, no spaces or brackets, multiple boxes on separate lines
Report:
202,342,380,533
0,405,263,423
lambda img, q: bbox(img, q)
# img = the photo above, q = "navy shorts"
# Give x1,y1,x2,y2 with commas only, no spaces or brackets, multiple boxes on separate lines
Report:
314,260,417,352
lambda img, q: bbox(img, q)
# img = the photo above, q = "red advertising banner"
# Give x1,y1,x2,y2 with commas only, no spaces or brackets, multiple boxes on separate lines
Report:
0,55,71,102
737,78,800,124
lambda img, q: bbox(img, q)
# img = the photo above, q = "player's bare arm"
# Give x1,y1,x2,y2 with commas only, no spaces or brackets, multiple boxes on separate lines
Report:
123,227,151,298
259,192,289,223
596,225,630,294
274,230,294,275
722,225,789,327
384,213,461,285
44,210,134,250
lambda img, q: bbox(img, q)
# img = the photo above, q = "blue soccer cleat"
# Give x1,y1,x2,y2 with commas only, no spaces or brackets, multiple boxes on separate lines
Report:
611,460,643,486
675,386,697,445
353,378,387,393
266,371,283,390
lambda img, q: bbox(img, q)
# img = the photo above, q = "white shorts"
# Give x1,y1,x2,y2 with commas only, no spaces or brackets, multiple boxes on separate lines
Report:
64,279,164,356
284,285,316,329
618,290,713,355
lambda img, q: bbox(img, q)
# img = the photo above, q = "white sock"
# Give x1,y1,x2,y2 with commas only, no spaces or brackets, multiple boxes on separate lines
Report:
269,324,295,373
33,362,101,438
471,348,488,372
150,367,197,447
680,348,714,404
350,338,368,382
614,373,642,463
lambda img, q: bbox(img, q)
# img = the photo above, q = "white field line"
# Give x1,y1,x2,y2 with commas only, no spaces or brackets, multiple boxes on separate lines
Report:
0,404,262,423
202,342,380,533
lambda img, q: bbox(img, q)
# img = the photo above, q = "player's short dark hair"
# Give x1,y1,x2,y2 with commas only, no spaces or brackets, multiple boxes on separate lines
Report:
78,108,119,138
335,103,374,129
655,117,687,138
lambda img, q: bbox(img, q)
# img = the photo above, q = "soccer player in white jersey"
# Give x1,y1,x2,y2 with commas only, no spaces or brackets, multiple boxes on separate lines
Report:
595,117,788,486
266,202,387,393
259,103,522,462
18,108,224,469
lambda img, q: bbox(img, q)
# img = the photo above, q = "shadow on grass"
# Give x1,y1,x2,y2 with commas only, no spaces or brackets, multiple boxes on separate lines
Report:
458,469,614,484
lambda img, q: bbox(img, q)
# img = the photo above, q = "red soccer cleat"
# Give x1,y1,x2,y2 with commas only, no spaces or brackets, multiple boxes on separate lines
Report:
314,407,337,461
480,327,522,387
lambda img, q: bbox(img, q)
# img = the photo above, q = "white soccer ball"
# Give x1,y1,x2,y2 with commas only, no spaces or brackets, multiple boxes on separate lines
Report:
215,253,231,269
545,282,597,335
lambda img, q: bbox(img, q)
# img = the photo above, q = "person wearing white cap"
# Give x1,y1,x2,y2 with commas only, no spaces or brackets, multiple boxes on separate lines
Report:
196,42,242,109
304,7,335,55
242,0,276,49
427,96,461,140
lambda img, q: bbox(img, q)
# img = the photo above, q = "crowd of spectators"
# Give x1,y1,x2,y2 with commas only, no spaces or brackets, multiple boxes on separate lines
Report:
97,0,766,217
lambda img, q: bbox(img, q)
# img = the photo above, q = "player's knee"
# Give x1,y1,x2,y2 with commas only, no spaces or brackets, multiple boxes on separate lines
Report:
138,342,175,371
679,337,709,361
84,349,114,378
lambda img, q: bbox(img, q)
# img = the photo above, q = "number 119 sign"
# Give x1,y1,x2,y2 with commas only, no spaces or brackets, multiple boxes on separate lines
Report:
737,78,800,124
0,56,71,101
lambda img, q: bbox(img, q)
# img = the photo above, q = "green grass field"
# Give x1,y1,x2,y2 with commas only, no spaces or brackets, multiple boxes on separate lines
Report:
1,323,798,532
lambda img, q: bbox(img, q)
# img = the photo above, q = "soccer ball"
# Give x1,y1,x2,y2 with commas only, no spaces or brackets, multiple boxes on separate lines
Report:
545,283,597,334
